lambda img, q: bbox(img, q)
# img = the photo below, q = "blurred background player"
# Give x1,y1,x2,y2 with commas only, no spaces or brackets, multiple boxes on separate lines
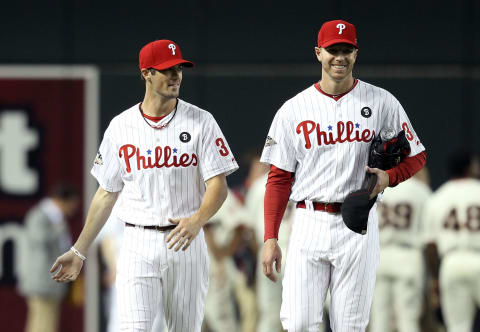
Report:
423,151,480,332
370,167,432,332
227,149,268,332
203,190,250,332
244,164,294,332
17,183,80,332
97,212,123,332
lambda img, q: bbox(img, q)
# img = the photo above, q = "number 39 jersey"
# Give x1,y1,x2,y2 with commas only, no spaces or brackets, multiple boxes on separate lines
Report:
423,179,480,256
260,79,425,203
91,99,238,226
377,177,432,248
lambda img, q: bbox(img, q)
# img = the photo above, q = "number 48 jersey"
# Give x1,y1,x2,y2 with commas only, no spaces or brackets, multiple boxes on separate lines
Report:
378,177,432,248
423,179,480,256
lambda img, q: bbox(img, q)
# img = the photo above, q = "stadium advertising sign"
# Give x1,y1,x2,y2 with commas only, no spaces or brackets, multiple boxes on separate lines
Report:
0,66,98,332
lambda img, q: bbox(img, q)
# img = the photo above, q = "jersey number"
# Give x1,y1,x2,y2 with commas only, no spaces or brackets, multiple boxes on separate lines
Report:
443,206,480,232
378,202,412,230
402,122,414,141
215,138,230,157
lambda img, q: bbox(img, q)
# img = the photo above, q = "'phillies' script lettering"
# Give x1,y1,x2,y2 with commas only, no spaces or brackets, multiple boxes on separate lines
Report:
119,144,198,173
296,120,375,149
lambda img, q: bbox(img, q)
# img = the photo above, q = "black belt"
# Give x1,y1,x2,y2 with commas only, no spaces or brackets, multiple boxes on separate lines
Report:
296,201,342,213
125,222,176,232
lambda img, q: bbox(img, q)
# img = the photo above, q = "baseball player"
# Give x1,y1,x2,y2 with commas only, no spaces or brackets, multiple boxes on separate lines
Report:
260,20,426,332
423,151,480,332
370,168,432,332
49,39,238,332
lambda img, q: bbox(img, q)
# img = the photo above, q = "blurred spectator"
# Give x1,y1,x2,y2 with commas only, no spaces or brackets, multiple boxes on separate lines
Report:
17,183,80,332
423,151,480,332
370,167,432,332
203,189,249,332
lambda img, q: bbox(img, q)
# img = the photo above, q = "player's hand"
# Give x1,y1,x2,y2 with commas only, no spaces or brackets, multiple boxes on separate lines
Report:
50,250,84,283
167,217,202,251
262,238,282,283
366,166,389,198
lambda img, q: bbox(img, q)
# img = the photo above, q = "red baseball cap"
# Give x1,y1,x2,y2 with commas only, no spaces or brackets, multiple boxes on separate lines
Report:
317,20,358,49
139,40,194,70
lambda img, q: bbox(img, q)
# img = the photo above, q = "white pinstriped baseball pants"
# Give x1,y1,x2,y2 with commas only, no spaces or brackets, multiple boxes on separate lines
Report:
116,225,209,332
280,205,380,332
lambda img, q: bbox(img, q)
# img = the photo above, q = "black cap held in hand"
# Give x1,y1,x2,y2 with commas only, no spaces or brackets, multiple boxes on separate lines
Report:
341,173,378,235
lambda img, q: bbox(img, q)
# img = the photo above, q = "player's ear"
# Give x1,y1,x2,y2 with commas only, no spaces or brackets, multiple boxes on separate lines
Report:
140,68,150,81
314,47,322,63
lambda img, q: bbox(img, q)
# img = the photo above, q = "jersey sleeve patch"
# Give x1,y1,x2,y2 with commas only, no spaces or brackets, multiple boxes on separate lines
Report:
91,126,124,192
94,151,103,165
265,136,277,147
260,108,297,172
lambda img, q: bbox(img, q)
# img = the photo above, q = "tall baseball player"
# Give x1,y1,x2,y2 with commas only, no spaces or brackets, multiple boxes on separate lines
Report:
423,151,480,332
370,168,432,332
260,20,427,332
49,39,238,332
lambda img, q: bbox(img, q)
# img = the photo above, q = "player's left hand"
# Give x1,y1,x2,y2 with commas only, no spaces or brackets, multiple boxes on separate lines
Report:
166,217,202,251
262,239,282,283
366,166,389,198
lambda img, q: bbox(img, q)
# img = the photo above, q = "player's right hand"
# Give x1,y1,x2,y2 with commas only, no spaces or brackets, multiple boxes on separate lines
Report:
262,238,282,283
50,250,84,283
366,166,389,198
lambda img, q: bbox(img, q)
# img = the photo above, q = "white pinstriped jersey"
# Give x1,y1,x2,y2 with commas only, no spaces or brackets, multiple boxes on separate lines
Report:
377,177,431,248
261,79,425,203
91,99,238,226
423,179,480,256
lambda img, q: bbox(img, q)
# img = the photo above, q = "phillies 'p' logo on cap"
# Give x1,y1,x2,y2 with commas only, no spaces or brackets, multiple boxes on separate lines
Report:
168,43,176,55
336,23,346,34
139,40,195,71
317,20,358,49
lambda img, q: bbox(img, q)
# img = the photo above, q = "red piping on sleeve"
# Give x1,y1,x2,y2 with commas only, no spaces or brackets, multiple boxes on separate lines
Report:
386,151,426,187
264,165,294,241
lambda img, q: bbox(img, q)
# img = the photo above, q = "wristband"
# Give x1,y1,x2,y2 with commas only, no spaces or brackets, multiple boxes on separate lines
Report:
70,246,86,261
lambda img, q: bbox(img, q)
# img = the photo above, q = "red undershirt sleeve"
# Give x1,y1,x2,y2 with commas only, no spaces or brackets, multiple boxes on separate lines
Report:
386,151,426,187
264,165,295,242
